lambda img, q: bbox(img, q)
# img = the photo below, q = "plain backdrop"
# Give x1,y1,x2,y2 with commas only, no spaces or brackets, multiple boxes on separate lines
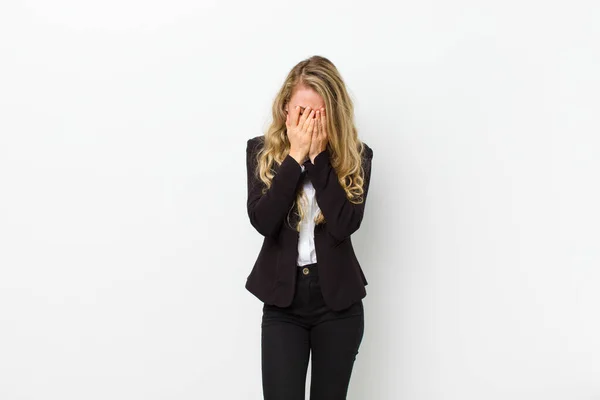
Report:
1,1,599,399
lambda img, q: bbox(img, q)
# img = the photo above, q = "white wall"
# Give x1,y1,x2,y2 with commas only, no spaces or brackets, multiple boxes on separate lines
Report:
1,1,598,399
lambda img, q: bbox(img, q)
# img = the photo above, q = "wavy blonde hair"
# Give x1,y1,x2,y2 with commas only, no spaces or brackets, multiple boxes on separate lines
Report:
253,55,367,232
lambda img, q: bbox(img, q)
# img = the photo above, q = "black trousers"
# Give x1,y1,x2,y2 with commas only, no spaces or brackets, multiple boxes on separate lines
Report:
261,263,364,400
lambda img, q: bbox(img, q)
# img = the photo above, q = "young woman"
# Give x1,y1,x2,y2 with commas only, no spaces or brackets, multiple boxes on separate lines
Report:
245,55,374,400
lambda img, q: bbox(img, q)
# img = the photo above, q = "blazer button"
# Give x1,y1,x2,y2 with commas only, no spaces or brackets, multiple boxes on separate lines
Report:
302,267,310,275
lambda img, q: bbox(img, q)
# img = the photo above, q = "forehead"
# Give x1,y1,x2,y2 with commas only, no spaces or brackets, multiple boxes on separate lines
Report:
289,86,325,109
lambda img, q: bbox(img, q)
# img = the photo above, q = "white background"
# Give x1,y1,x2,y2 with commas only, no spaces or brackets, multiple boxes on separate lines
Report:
1,1,599,399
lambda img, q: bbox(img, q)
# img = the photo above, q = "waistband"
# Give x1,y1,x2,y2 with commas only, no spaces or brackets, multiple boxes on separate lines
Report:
297,262,318,277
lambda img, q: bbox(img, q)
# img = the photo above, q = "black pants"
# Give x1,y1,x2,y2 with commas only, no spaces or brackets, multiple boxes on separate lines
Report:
261,263,364,400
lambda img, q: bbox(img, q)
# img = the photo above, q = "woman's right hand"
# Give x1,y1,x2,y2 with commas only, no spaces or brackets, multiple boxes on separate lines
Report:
285,105,317,165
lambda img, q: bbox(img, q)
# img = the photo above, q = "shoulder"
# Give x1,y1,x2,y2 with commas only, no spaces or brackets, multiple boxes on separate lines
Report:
247,135,264,147
246,135,265,155
361,141,373,160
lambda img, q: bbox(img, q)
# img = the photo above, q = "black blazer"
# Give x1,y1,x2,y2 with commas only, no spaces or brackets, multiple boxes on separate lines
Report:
245,135,373,311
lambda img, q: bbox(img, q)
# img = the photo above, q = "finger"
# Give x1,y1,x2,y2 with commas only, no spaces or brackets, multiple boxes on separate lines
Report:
320,108,328,139
299,106,311,129
290,105,301,127
313,113,319,142
305,113,315,139
302,108,315,132
315,110,321,138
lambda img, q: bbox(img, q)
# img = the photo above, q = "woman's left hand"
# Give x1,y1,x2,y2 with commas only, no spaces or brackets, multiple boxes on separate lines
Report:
309,108,329,164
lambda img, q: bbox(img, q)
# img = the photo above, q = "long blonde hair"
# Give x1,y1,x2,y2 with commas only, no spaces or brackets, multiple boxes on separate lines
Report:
253,55,367,232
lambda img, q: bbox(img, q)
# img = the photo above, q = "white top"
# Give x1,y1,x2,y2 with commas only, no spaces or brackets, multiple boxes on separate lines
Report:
297,162,321,266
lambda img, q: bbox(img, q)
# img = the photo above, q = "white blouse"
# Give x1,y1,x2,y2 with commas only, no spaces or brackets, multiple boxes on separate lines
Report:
297,163,321,267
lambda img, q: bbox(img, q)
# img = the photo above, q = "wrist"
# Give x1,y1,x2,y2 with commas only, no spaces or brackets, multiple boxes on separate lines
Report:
289,150,305,165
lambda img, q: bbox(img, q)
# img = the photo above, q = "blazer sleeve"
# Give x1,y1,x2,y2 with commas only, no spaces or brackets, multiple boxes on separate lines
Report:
304,145,373,241
246,138,304,238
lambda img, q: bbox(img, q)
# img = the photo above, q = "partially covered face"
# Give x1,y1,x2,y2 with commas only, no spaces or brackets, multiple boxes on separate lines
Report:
285,85,325,117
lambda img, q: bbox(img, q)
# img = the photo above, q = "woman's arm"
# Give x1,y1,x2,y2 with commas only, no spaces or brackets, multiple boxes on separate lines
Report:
246,137,303,238
304,145,373,241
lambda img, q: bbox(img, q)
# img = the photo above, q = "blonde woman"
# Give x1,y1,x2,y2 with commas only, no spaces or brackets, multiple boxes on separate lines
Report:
245,55,373,400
